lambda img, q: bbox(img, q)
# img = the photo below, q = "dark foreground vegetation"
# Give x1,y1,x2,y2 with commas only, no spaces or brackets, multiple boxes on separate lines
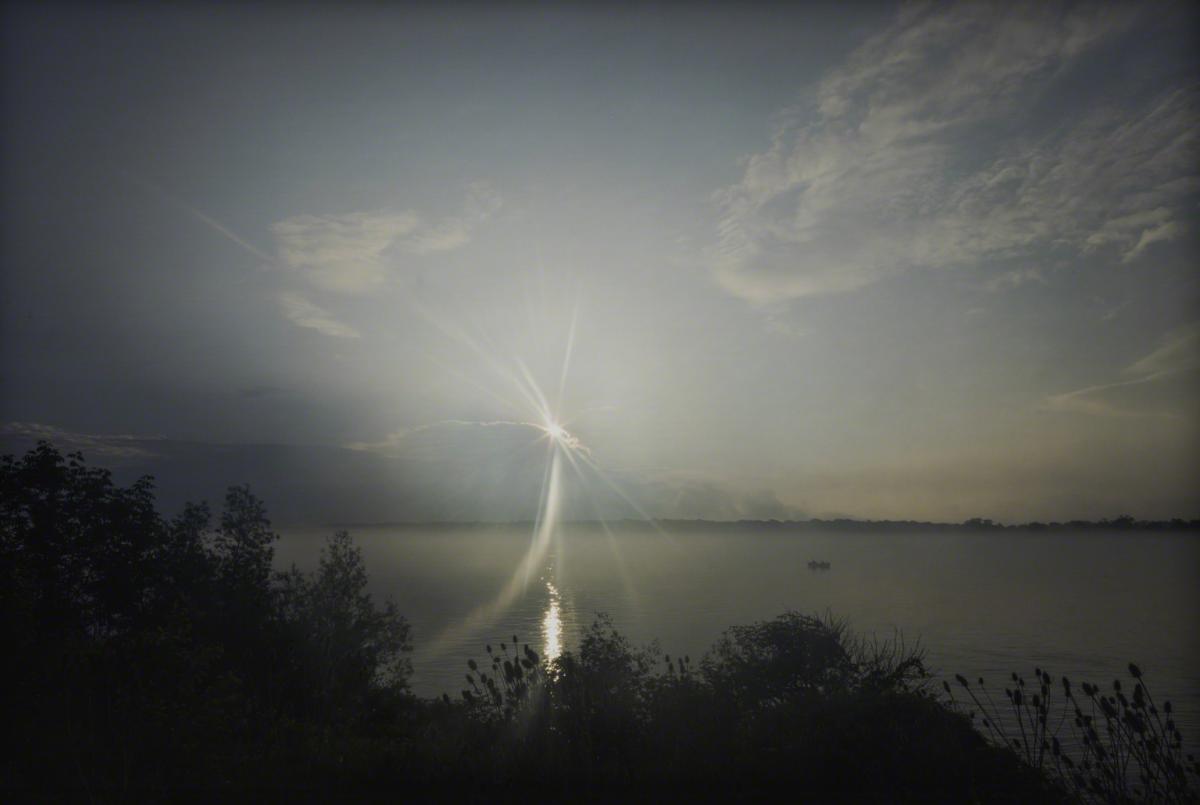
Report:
2,443,1196,801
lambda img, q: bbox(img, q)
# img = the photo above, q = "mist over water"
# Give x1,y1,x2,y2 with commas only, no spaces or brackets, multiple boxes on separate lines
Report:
277,524,1200,738
5,0,1199,795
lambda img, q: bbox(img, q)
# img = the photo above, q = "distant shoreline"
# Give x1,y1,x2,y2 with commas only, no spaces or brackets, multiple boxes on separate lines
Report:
319,516,1200,533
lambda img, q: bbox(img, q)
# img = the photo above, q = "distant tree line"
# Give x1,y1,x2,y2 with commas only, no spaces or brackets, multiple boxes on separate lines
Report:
331,515,1200,533
2,442,1194,800
645,515,1200,533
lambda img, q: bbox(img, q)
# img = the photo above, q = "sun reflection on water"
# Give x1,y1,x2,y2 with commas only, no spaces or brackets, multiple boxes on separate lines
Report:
542,579,562,663
418,297,662,664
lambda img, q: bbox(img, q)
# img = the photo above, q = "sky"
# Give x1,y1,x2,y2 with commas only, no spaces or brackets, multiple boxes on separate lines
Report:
2,2,1198,523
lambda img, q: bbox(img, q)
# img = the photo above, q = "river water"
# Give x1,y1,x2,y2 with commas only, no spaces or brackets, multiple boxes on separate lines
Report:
277,524,1200,741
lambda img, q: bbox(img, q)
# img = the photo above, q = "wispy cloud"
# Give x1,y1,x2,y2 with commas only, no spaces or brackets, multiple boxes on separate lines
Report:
271,182,502,295
1,422,162,459
347,417,591,457
347,419,528,453
1121,220,1183,264
1044,322,1200,417
712,4,1196,304
277,291,361,339
1124,322,1200,379
985,266,1046,292
273,211,422,294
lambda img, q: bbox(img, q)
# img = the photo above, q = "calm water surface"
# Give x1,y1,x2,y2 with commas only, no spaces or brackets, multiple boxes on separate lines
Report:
277,525,1200,738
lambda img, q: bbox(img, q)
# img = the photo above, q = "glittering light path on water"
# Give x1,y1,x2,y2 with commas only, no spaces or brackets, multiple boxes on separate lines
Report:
417,291,672,665
542,579,562,663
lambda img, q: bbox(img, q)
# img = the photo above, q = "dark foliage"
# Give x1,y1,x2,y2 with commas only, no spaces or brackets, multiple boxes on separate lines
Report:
947,666,1200,803
2,442,1184,802
1,443,412,796
416,610,1061,802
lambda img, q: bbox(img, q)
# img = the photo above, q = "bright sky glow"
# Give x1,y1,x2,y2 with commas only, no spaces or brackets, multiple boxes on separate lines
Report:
1,2,1197,523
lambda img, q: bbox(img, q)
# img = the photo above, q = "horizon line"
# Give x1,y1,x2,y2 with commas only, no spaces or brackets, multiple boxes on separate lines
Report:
311,515,1200,531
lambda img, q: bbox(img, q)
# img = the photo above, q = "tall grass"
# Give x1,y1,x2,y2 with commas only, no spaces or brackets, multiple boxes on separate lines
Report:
461,635,545,722
945,665,1199,803
437,611,1061,800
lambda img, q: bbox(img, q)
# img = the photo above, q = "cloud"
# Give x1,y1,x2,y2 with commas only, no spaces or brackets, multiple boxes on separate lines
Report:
1,420,807,524
1044,322,1200,417
985,266,1045,292
277,291,361,338
1121,220,1183,263
621,472,805,521
345,420,527,454
272,211,422,294
712,4,1197,303
271,182,502,295
1124,322,1200,380
1,422,162,460
344,421,803,520
349,418,591,458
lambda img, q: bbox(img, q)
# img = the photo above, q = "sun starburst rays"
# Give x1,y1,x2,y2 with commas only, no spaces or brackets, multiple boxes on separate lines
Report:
413,292,668,665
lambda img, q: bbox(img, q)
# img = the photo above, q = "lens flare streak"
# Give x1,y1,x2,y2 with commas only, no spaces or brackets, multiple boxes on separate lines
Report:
419,294,668,665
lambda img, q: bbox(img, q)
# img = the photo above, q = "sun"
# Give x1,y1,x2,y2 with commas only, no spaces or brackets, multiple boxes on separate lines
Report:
538,418,589,456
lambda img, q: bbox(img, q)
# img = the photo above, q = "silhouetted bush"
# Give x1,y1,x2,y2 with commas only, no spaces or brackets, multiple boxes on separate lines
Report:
436,610,1062,801
4,442,1185,802
1,443,412,795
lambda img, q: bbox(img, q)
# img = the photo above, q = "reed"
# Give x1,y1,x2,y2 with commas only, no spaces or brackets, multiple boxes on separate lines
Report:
945,664,1199,803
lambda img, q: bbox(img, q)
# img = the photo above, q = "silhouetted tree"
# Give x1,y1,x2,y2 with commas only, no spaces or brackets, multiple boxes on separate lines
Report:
277,531,412,725
6,442,1171,801
0,443,412,795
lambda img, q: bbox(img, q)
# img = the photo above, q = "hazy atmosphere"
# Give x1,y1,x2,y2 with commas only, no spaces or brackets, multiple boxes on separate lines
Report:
3,2,1198,524
5,3,1200,800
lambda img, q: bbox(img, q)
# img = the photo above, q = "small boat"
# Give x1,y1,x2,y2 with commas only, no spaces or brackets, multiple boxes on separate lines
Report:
807,560,831,571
